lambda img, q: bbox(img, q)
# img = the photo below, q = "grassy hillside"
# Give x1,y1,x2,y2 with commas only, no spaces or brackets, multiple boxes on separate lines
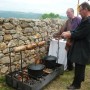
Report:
0,11,42,19
0,11,67,19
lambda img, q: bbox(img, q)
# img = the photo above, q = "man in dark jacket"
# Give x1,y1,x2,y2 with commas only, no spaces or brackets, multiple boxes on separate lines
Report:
61,2,90,89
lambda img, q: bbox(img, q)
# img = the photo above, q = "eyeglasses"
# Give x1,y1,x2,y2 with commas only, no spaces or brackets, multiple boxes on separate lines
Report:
79,8,84,12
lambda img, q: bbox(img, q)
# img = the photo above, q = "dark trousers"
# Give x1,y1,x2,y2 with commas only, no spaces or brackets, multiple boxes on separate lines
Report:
67,50,73,70
67,58,73,70
72,63,86,87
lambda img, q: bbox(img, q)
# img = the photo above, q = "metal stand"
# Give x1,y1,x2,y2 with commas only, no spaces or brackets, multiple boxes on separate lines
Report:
9,47,12,76
57,39,60,63
20,51,23,82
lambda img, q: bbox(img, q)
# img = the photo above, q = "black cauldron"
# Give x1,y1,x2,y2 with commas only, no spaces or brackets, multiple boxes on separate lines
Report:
42,55,57,69
28,64,45,78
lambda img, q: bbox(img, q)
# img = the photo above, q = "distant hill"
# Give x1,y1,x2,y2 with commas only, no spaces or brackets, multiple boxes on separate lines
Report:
0,11,42,19
60,16,67,19
0,10,67,19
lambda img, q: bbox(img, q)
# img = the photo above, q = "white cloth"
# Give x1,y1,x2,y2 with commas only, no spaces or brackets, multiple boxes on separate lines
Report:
48,39,67,70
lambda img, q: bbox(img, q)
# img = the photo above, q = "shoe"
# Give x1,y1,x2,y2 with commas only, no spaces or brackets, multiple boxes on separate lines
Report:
67,84,80,90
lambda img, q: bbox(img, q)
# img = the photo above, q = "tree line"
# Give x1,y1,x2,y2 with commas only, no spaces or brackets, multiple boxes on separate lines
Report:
41,13,60,19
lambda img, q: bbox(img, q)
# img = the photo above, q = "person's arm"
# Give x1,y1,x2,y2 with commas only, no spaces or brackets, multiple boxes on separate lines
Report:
71,23,90,40
61,22,90,40
61,24,90,39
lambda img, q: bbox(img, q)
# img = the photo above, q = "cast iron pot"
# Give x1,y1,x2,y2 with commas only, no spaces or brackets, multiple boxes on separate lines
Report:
28,64,45,78
42,55,57,69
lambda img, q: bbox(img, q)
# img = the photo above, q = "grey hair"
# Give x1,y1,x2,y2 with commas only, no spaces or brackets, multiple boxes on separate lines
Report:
68,8,74,13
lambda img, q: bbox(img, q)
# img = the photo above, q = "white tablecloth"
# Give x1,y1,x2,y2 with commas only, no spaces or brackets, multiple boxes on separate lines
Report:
48,39,67,70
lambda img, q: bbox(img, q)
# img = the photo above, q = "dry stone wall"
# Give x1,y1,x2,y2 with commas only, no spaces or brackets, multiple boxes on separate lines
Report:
0,18,66,75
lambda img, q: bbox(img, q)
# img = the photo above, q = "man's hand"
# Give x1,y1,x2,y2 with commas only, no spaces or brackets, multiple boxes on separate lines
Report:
53,33,60,38
61,31,71,39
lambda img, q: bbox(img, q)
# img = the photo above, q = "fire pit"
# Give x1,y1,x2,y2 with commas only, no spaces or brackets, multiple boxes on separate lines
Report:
6,47,64,90
6,63,64,90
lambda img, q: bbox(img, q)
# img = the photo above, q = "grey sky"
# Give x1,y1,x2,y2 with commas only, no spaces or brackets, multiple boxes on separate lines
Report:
0,0,89,16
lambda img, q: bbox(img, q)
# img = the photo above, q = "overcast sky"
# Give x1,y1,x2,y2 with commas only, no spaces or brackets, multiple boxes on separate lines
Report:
0,0,89,16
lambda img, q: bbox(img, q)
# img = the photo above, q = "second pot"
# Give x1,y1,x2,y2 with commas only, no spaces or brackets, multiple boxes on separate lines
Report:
42,55,57,69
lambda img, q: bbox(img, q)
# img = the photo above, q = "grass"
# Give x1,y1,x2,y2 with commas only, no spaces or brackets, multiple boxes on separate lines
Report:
43,65,90,90
0,76,15,90
0,65,90,90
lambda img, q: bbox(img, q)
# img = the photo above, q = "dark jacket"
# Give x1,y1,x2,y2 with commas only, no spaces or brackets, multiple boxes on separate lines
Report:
69,16,90,65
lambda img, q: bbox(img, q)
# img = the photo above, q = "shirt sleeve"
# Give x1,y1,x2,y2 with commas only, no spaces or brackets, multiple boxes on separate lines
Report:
76,17,81,25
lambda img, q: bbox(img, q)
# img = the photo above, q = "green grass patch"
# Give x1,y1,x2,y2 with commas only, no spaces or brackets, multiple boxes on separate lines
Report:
0,76,5,83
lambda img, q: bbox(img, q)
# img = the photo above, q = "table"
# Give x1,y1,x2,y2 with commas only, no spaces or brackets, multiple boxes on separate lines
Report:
48,39,67,70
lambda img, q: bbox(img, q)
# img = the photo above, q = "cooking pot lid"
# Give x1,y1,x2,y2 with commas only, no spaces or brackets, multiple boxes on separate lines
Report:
43,55,57,61
28,64,45,70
